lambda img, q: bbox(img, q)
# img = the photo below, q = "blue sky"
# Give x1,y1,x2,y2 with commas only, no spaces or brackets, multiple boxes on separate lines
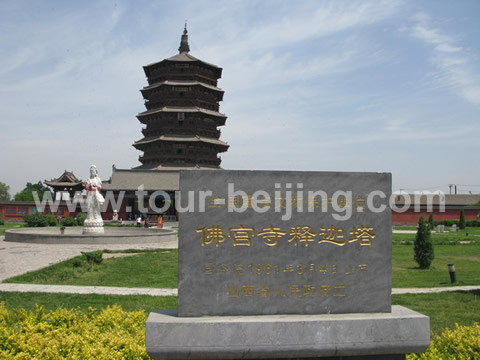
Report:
1,0,479,196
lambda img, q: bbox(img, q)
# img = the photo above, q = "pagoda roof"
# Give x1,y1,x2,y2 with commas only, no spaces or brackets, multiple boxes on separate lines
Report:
45,170,82,188
133,135,229,148
144,52,221,71
137,106,227,119
142,80,223,93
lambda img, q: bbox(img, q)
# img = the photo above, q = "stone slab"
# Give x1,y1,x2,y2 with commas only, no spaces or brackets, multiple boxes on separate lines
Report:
145,305,430,360
4,227,177,244
178,170,392,316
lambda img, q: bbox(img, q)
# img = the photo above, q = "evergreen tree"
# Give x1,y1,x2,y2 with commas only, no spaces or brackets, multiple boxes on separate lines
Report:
428,214,434,229
459,209,466,229
414,216,434,269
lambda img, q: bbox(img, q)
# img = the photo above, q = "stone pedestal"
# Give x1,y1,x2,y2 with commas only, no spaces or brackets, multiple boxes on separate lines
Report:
146,305,430,360
82,219,104,234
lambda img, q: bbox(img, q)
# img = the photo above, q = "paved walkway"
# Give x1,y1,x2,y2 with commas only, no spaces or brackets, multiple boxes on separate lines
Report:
0,283,177,296
392,285,480,294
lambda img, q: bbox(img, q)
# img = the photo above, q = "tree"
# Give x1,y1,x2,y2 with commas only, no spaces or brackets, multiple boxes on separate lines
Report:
459,209,466,229
428,214,434,229
414,216,434,269
14,182,52,202
0,182,11,201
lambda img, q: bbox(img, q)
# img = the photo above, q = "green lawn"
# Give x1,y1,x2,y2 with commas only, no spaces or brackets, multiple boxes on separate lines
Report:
5,243,479,289
393,244,480,287
0,292,177,313
0,223,25,236
4,250,178,288
392,290,480,334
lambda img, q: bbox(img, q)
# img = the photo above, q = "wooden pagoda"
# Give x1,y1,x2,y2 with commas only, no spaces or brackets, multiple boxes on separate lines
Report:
133,26,229,169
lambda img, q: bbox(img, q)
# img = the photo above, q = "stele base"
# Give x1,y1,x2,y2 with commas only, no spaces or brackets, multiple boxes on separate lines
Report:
145,305,430,360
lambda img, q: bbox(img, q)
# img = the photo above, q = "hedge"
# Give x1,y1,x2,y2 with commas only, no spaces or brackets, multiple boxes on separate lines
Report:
1,302,478,359
0,303,149,359
407,323,480,359
434,219,480,227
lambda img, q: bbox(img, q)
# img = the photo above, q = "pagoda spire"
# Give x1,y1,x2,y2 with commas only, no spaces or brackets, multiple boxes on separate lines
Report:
178,22,190,53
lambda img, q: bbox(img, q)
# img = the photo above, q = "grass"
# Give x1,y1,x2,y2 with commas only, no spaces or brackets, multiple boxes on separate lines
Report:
5,243,479,289
0,292,177,313
392,290,480,334
393,244,480,287
0,223,25,236
4,249,178,288
0,290,476,335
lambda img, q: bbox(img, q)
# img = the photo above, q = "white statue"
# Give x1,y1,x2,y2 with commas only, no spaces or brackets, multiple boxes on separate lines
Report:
83,165,105,234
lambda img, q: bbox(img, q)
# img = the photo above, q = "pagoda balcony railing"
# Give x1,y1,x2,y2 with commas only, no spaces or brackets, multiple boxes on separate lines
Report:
139,154,221,166
148,73,217,87
142,127,221,138
149,66,217,80
144,99,219,112
143,87,221,100
140,149,219,158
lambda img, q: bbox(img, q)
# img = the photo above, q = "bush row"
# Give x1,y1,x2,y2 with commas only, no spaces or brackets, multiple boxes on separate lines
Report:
23,213,87,227
0,303,149,359
0,214,4,226
1,302,478,359
408,323,480,359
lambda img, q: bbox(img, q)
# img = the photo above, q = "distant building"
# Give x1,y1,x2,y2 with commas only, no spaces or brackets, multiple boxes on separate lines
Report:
392,194,480,225
102,26,229,220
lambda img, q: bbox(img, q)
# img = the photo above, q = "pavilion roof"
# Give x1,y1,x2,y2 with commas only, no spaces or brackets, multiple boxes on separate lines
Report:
44,170,82,188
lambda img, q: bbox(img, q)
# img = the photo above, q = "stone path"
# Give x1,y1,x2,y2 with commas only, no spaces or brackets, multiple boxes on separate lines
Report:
0,283,177,296
392,285,480,295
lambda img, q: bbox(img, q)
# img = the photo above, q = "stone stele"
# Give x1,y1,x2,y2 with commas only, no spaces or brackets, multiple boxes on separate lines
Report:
178,170,392,317
146,170,430,360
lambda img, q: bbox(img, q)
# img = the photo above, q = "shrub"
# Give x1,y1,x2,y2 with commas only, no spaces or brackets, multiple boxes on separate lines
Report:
466,220,480,227
428,214,434,229
414,216,434,269
434,219,458,227
459,209,466,230
0,303,150,359
75,212,87,226
23,213,49,227
0,214,4,226
408,323,480,359
61,216,77,227
45,214,58,226
82,250,103,265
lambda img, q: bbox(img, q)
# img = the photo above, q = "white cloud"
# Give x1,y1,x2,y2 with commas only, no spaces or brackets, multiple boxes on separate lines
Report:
410,12,480,105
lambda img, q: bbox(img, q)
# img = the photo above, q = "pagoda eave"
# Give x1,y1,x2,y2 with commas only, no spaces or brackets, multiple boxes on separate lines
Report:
133,135,228,148
141,80,223,93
